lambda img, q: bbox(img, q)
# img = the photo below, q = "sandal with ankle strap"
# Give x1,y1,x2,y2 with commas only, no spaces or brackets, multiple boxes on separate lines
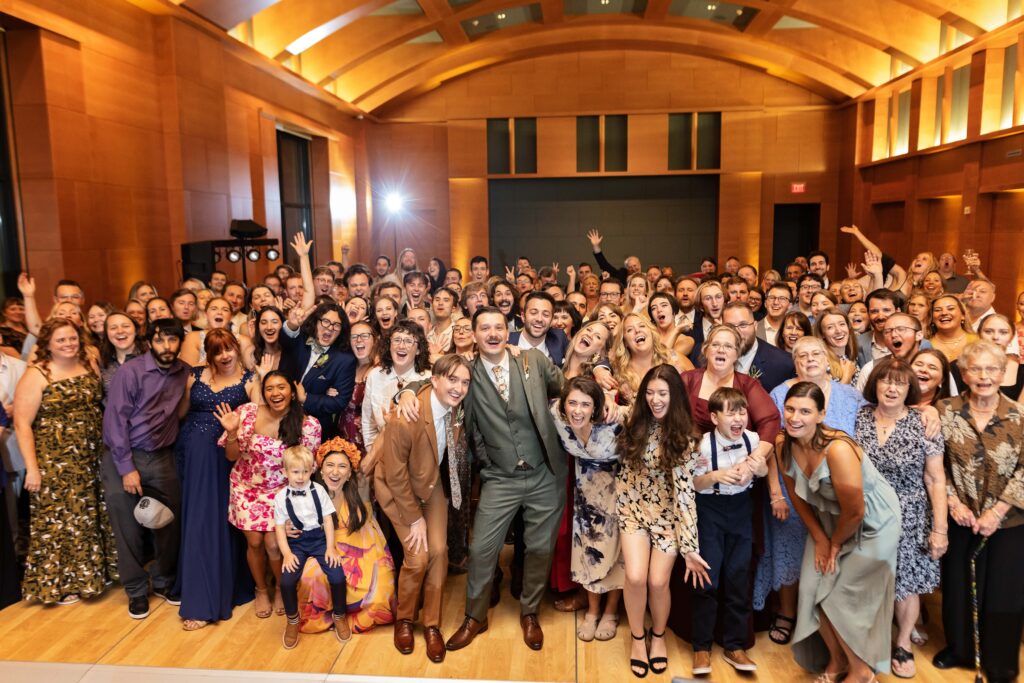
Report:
649,630,668,674
769,613,796,644
630,630,650,678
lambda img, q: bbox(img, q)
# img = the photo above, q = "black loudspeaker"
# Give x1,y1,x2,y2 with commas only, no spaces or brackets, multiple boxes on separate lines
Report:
181,241,215,284
230,219,267,239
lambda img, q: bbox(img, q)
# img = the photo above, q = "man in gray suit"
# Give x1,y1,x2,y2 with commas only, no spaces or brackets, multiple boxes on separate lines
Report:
398,306,566,652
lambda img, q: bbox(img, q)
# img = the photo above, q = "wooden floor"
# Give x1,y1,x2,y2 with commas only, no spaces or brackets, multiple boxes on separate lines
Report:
0,569,1019,683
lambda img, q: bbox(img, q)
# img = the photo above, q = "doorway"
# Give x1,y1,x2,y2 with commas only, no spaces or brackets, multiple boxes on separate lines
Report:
772,203,820,271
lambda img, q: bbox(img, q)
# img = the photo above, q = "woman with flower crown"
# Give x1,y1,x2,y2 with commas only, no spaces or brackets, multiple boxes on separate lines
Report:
295,436,396,634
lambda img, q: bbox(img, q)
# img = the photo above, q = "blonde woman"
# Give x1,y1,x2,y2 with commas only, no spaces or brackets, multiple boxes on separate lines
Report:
814,309,858,384
610,313,692,405
927,294,977,364
624,273,651,315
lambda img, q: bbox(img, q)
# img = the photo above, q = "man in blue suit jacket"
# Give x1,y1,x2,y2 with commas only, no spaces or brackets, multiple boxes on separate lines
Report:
723,302,795,392
280,302,356,439
507,291,569,367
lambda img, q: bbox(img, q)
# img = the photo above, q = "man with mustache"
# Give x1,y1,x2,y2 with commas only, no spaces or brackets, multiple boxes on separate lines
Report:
397,307,566,653
101,319,189,620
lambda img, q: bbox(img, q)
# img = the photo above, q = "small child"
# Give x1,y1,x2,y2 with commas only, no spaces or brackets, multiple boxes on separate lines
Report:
690,387,767,676
275,445,349,649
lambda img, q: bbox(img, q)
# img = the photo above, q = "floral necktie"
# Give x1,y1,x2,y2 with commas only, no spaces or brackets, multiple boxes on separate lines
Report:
492,365,509,402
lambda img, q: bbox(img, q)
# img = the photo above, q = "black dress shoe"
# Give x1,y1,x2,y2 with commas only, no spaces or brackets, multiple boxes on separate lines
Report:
128,595,150,619
932,647,970,670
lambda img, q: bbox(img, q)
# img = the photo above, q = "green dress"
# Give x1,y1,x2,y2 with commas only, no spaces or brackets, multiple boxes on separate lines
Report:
788,440,901,675
22,373,117,603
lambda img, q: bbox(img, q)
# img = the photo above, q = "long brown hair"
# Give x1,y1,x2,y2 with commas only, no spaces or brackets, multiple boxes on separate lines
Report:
33,319,91,380
618,364,697,472
778,381,858,471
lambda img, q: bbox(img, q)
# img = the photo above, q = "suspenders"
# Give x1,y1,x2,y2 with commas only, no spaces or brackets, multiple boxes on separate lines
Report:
285,488,324,531
709,431,753,495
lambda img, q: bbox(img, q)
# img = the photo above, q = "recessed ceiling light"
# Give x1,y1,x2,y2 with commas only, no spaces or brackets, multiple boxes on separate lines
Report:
736,8,743,14
600,0,610,5
707,3,717,10
472,19,479,25
496,12,506,19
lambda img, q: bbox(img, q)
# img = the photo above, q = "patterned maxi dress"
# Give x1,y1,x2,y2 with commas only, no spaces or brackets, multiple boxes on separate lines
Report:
22,372,117,603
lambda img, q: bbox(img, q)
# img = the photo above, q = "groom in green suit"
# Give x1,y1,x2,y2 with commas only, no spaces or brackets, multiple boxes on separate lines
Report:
398,306,566,652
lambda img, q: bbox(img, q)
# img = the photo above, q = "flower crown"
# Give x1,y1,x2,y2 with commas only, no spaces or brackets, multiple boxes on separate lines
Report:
316,437,362,470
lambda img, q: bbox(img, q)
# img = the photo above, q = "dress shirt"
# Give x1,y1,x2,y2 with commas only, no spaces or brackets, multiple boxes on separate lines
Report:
102,352,189,475
736,340,758,374
362,365,430,449
695,428,761,496
427,323,453,354
479,352,511,394
273,480,336,529
430,390,450,464
516,332,550,359
764,321,780,347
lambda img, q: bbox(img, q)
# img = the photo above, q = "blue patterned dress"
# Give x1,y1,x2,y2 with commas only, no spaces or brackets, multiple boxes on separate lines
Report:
175,367,254,621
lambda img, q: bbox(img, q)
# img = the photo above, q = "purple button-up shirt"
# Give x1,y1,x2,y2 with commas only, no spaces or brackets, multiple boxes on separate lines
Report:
102,352,189,476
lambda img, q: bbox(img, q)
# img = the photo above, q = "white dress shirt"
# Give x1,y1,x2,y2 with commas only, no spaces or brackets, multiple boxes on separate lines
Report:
695,428,761,495
273,480,336,529
430,390,450,464
479,352,511,395
736,340,758,375
517,333,549,358
362,365,430,449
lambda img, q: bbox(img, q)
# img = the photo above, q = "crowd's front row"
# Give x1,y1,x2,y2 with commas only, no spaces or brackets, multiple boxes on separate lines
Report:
7,310,1024,683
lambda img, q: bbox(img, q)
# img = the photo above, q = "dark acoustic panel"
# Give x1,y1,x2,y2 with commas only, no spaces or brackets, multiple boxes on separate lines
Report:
604,115,628,172
487,119,511,174
668,113,693,170
696,112,721,170
576,116,600,172
514,118,537,174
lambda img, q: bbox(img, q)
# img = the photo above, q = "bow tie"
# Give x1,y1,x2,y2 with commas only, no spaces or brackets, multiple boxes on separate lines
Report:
721,443,744,451
289,489,307,497
305,339,328,355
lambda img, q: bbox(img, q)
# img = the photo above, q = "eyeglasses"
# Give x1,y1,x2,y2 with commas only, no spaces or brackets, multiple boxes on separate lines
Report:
799,284,821,291
878,376,909,388
882,326,917,336
729,321,754,330
766,295,791,304
351,333,372,342
390,336,418,347
966,365,1003,377
708,342,736,352
318,319,343,332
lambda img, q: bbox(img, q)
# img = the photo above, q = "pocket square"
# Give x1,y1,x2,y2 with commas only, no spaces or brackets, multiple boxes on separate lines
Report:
317,374,327,380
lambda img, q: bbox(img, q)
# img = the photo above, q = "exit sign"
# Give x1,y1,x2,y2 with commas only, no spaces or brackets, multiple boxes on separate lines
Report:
790,182,806,194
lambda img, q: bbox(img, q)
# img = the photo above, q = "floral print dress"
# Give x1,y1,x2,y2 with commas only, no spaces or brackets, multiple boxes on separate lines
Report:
222,402,322,532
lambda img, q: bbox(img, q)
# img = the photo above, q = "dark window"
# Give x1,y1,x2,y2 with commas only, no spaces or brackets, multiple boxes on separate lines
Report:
604,115,628,172
514,118,537,174
668,113,693,170
0,35,20,299
576,116,600,172
277,130,314,267
696,112,722,169
487,119,511,174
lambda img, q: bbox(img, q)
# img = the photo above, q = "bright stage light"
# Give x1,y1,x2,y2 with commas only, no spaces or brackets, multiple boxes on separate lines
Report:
385,192,404,214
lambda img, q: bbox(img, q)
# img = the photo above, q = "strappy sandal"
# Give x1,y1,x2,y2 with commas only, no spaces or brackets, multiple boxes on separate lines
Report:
182,619,209,631
595,613,619,641
813,672,845,683
273,591,285,616
769,612,796,644
630,630,649,678
577,613,599,641
891,645,916,679
253,587,272,619
649,629,668,674
910,626,928,645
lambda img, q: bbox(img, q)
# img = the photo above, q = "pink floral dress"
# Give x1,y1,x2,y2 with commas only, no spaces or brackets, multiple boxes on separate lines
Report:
221,402,322,532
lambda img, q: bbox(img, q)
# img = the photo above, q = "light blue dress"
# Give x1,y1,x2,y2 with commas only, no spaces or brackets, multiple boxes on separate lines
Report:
789,441,901,674
752,380,866,609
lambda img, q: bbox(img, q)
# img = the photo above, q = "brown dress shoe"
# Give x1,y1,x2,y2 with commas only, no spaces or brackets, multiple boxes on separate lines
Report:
282,620,300,650
692,649,712,676
724,649,758,672
333,613,351,643
446,616,488,651
521,613,544,651
424,626,446,663
394,619,415,655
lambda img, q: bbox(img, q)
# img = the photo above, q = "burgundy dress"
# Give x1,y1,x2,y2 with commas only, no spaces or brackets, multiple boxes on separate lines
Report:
549,452,578,593
668,370,780,647
337,380,367,456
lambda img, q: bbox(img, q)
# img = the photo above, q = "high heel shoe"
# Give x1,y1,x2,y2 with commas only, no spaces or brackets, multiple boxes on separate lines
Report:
649,630,668,674
630,630,649,678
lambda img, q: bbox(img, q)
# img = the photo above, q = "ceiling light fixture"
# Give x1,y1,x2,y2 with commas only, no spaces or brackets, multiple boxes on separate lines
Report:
472,19,479,25
385,192,405,214
707,3,717,10
226,248,242,263
496,12,506,19
266,247,280,261
246,248,261,262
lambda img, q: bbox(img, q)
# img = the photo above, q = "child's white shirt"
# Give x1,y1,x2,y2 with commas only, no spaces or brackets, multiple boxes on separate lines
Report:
274,480,336,529
695,428,761,495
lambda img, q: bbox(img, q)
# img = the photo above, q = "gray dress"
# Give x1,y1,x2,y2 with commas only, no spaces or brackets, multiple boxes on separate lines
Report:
789,439,902,675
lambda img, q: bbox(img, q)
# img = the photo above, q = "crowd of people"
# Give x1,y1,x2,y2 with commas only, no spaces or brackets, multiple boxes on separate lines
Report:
0,225,1022,682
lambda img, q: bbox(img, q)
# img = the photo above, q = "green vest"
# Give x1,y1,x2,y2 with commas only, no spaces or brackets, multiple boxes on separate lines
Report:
473,359,546,470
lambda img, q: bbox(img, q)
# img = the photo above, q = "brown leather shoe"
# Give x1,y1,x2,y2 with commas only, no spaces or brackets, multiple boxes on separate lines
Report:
724,649,758,672
521,613,543,651
393,619,415,655
692,649,712,676
446,616,488,651
282,619,300,650
424,626,446,663
333,613,351,643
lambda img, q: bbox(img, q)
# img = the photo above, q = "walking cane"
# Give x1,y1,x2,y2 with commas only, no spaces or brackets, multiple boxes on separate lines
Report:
970,535,988,683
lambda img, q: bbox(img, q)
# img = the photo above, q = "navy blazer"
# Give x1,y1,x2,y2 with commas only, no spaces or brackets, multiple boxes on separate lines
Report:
686,311,709,366
507,328,569,368
279,329,356,439
748,340,796,393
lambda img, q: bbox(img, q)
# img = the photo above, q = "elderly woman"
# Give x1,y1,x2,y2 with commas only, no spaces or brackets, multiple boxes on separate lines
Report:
757,336,866,641
932,340,1024,683
856,358,946,678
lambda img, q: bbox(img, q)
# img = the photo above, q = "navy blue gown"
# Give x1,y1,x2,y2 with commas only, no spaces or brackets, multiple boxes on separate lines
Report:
176,367,254,621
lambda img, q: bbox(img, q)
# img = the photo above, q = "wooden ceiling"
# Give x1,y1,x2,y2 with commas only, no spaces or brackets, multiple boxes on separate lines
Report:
180,0,1013,113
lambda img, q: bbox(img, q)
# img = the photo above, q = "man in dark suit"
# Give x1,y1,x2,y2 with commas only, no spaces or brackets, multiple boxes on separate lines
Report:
507,291,569,367
723,302,795,392
397,307,565,652
280,302,356,439
375,354,472,663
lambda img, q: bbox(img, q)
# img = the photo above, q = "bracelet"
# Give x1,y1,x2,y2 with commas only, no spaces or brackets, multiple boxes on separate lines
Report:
991,508,1006,521
770,496,785,503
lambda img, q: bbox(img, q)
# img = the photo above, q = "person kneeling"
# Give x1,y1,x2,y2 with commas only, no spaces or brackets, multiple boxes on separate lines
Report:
275,445,349,649
375,354,472,663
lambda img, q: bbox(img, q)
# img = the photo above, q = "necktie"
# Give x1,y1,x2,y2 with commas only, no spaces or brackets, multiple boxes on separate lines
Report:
492,365,509,402
444,411,461,510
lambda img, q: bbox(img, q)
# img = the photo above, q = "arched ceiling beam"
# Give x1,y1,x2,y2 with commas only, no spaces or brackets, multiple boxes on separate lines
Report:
351,22,868,112
183,0,280,30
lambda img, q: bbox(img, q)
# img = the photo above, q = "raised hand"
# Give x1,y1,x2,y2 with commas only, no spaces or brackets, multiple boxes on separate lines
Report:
290,233,312,257
845,263,862,279
17,273,35,297
862,250,882,276
213,402,240,434
586,229,603,250
505,265,515,282
839,225,860,236
963,249,981,273
551,262,560,276
256,354,275,379
565,265,575,279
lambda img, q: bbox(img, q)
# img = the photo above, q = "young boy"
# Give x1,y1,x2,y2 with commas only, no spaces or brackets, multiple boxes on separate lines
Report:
275,445,349,649
690,387,767,676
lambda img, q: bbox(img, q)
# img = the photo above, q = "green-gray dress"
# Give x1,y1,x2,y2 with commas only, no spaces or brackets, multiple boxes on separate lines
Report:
788,441,901,675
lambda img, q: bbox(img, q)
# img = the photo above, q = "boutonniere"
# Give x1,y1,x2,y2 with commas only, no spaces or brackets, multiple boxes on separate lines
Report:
748,365,763,381
314,353,329,369
453,405,464,428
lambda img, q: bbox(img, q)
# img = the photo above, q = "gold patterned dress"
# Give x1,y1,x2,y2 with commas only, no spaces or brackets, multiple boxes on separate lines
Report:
22,373,117,603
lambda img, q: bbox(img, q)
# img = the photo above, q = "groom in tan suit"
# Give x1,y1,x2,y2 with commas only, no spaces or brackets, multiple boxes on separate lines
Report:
375,354,472,663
